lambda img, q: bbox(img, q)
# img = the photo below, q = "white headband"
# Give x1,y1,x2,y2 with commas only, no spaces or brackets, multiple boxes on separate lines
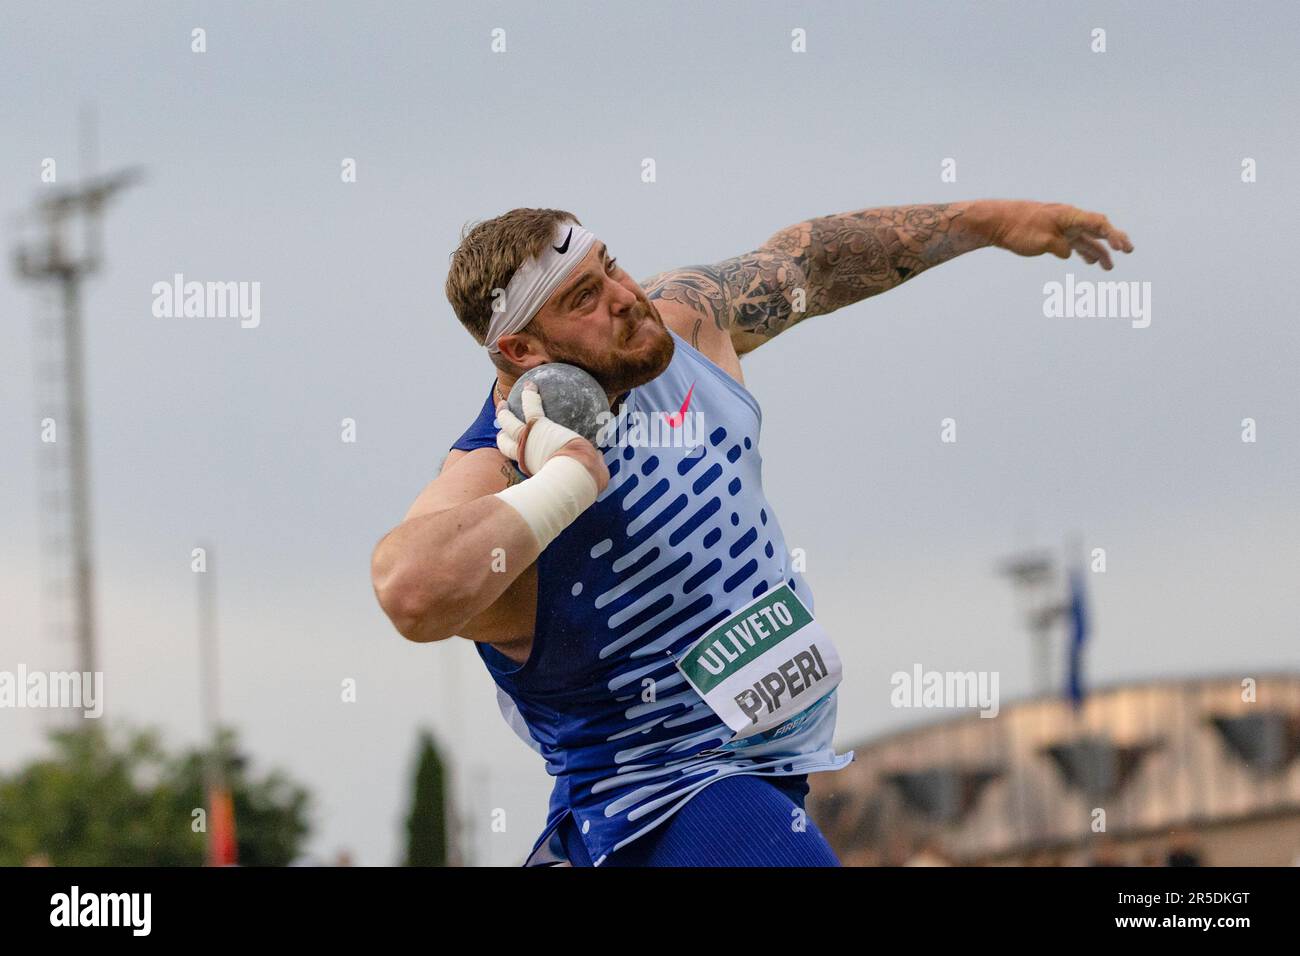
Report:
485,221,599,353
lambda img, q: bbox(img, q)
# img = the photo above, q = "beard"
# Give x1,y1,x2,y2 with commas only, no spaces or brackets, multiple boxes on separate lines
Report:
537,300,675,398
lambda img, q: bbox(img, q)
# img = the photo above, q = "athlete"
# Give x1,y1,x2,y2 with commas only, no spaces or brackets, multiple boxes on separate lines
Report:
370,202,1132,866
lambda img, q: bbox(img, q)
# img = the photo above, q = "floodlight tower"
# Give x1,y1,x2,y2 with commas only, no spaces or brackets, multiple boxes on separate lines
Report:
12,120,141,677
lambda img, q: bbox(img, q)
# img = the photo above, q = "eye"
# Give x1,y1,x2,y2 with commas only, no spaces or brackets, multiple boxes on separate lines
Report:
606,256,619,273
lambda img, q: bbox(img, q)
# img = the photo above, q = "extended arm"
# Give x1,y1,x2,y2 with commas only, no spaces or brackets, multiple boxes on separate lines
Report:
643,199,1132,358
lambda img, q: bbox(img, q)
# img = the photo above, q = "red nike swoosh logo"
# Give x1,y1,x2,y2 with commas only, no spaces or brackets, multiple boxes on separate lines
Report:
664,383,695,427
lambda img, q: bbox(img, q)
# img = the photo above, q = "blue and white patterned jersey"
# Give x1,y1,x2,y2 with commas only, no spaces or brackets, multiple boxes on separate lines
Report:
451,331,853,865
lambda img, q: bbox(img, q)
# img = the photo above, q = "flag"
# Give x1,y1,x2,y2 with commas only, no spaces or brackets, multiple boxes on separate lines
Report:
1066,568,1090,709
208,785,238,866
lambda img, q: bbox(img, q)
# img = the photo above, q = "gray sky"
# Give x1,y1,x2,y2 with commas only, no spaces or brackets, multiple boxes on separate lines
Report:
2,1,1297,865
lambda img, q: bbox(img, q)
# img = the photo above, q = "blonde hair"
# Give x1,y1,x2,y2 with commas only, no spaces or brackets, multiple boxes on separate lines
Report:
444,208,581,352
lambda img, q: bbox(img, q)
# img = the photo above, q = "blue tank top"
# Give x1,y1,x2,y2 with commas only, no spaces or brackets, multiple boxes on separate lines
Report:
451,331,853,865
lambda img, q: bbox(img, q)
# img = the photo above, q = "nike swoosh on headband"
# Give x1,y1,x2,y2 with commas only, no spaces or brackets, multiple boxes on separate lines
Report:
553,227,573,254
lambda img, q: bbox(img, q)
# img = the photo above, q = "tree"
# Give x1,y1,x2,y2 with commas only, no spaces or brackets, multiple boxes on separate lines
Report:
403,729,449,866
0,724,311,866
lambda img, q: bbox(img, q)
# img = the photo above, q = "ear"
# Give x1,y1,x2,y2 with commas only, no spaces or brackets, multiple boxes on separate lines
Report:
495,332,550,370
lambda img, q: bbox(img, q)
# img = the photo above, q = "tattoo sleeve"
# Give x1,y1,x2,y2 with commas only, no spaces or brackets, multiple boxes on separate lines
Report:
643,202,992,347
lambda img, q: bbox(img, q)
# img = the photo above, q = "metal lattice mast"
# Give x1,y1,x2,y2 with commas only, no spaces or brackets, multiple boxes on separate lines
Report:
12,116,141,678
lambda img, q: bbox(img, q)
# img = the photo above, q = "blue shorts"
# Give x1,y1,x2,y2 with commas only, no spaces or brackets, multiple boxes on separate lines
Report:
558,773,841,867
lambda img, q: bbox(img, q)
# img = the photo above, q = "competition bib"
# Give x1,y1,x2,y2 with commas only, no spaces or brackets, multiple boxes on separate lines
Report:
676,583,842,741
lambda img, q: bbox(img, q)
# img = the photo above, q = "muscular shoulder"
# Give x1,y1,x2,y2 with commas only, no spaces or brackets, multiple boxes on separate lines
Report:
640,246,808,365
639,260,778,384
649,298,745,384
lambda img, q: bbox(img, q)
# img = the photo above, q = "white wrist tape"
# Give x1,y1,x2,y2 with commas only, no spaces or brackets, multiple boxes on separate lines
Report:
494,455,598,549
495,384,587,478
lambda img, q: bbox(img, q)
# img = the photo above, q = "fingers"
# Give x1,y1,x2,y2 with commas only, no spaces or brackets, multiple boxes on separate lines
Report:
1072,210,1134,253
1058,207,1134,269
520,382,545,422
495,401,524,439
494,402,521,461
1047,236,1072,260
1106,227,1133,252
1070,234,1113,270
496,425,519,462
495,382,546,465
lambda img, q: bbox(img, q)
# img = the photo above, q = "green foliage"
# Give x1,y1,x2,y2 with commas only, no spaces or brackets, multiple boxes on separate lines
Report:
0,724,311,867
403,729,448,867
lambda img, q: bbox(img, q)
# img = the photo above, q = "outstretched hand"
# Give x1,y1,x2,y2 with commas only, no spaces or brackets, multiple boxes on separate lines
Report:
988,200,1133,270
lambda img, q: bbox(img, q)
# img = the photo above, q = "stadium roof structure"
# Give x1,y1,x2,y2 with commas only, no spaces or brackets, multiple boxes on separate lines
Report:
810,672,1300,865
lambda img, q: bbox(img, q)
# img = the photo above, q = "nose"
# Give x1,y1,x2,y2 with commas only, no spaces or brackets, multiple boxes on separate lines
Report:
608,276,639,310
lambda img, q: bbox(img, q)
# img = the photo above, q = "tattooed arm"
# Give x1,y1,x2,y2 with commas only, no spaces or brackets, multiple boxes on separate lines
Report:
642,199,1132,360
